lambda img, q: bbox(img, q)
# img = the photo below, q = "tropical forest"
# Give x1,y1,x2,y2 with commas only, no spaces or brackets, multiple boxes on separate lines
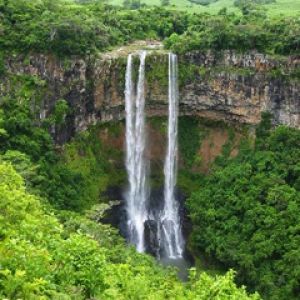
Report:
0,0,299,299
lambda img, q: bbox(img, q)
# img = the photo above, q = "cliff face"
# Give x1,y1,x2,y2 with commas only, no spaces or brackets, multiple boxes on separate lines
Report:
179,52,299,128
2,50,299,143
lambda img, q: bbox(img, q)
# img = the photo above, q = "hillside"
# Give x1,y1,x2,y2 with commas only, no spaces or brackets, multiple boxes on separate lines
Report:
108,0,300,16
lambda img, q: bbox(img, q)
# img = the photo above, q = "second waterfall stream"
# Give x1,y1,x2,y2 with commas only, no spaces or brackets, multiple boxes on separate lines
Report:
161,53,184,258
124,51,184,259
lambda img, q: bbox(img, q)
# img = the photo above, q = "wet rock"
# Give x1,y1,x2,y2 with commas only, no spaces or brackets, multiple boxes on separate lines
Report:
144,220,160,257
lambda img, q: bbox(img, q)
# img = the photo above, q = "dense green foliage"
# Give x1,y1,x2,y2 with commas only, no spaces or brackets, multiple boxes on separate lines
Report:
123,0,144,9
0,0,298,59
188,117,300,299
0,1,299,299
0,161,263,299
178,117,205,168
0,0,188,56
0,74,117,211
0,73,259,300
164,12,299,54
0,81,260,300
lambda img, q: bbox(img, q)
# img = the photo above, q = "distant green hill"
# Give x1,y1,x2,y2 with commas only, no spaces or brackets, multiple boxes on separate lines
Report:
108,0,300,16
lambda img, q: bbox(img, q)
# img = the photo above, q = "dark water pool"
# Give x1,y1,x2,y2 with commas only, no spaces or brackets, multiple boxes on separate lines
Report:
160,256,193,281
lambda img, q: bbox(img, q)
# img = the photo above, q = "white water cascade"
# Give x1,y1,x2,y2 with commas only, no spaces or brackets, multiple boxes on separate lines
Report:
160,53,184,258
125,51,148,253
124,51,184,259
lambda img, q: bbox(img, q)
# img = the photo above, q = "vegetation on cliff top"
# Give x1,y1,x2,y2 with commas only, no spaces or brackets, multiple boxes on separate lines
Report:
0,0,298,58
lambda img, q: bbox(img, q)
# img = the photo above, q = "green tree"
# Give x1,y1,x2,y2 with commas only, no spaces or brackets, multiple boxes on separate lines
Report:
0,161,260,299
188,124,300,299
161,0,170,6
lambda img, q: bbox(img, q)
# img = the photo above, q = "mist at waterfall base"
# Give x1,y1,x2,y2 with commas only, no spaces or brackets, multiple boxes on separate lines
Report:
121,51,193,279
145,187,193,280
102,186,193,280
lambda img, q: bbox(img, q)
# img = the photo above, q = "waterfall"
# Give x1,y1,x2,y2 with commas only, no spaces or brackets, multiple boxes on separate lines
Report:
161,53,184,258
125,51,148,253
124,51,184,259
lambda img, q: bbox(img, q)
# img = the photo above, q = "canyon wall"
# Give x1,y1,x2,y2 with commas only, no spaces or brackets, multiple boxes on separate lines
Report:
1,50,299,143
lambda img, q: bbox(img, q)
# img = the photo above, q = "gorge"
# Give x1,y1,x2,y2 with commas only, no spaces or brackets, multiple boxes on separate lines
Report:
1,44,299,263
1,1,299,299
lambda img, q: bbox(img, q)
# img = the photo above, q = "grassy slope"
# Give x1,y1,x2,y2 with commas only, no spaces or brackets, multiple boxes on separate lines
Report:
109,0,300,16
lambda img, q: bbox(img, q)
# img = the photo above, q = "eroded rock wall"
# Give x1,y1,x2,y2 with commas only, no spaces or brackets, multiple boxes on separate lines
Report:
179,51,299,128
2,50,299,143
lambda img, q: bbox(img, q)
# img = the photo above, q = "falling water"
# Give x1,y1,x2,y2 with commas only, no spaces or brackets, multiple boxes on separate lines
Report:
125,51,148,253
124,51,184,259
161,53,184,258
